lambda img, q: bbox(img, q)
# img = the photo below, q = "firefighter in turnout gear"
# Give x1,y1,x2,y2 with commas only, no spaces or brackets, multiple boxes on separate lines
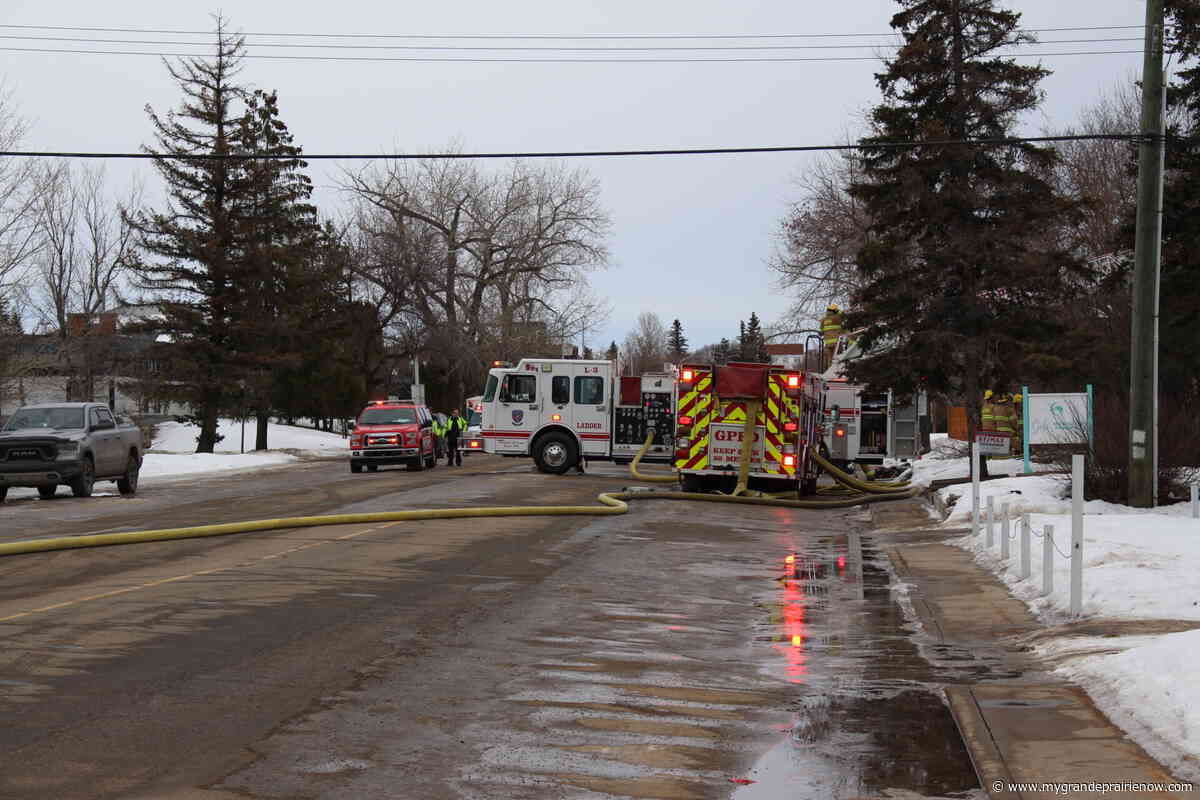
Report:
820,304,844,367
444,408,467,466
981,389,1018,456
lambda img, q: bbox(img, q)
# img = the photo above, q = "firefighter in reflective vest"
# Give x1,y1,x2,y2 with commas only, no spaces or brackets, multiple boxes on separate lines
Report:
981,390,1018,451
444,408,467,466
820,304,844,366
432,414,447,459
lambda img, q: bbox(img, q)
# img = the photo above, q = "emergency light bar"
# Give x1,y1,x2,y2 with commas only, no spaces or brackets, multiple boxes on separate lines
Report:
491,360,512,368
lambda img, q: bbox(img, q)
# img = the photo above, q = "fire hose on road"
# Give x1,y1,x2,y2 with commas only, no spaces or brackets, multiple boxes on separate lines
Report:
0,432,920,559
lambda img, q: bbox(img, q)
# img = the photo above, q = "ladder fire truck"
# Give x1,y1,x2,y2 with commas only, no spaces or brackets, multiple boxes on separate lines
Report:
674,362,826,494
478,359,677,473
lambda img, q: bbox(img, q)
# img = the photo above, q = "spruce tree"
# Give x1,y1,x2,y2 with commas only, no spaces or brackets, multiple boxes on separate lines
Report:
847,0,1084,461
605,341,618,362
742,312,769,362
125,20,249,453
667,319,688,362
714,338,731,365
232,88,326,450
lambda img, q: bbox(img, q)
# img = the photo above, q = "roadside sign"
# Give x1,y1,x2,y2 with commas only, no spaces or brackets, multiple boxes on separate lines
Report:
975,432,1011,455
1028,392,1088,445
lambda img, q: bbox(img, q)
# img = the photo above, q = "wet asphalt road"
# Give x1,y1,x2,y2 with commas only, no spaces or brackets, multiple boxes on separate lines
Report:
0,456,981,799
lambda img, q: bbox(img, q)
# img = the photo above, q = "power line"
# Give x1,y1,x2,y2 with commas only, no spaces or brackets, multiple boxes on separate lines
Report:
0,33,1145,51
0,45,1143,63
0,134,1139,162
0,22,1145,41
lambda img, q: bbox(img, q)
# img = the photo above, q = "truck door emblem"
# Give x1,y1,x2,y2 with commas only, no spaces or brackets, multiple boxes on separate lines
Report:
512,410,524,424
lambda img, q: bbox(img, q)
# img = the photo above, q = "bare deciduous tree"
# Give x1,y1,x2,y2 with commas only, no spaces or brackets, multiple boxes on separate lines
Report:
31,163,141,401
770,148,871,324
343,153,611,404
0,83,48,309
621,312,668,376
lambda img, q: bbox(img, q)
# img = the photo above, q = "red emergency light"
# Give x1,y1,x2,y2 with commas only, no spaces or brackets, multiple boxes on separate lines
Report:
786,374,800,389
681,369,694,383
678,415,693,427
835,428,846,438
783,454,796,468
551,414,562,422
783,422,798,432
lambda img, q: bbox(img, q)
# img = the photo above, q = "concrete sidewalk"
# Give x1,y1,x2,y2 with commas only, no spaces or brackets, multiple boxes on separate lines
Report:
876,500,1192,800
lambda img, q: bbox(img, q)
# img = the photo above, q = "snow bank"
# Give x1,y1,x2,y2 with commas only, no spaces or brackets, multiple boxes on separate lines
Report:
151,419,348,456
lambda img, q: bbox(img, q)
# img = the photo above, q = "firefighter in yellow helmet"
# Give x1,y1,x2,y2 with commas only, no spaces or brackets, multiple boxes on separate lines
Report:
981,388,1017,457
820,303,844,367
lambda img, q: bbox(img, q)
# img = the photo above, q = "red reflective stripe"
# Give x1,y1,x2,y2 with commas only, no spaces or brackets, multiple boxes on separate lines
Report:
482,430,532,438
579,433,611,440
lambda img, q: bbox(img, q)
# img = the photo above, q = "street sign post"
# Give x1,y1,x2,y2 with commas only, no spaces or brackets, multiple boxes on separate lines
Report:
975,431,1011,456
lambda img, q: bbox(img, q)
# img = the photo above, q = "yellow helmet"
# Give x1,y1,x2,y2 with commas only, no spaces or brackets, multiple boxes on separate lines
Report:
1014,393,1022,402
827,303,839,312
984,389,994,400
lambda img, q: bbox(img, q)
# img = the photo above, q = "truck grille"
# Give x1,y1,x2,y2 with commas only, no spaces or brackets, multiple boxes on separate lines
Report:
2,445,50,461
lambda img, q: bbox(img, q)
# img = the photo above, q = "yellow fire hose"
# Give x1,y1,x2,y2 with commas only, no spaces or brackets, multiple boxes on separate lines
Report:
0,427,920,559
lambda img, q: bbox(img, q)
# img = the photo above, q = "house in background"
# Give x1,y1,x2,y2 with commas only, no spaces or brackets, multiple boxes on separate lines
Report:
0,307,191,420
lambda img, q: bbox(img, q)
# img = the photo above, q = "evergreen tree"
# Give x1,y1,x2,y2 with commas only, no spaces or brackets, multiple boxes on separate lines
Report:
667,319,688,362
847,0,1084,459
125,20,250,453
714,338,731,365
741,312,769,362
605,340,618,362
736,320,747,360
231,88,327,450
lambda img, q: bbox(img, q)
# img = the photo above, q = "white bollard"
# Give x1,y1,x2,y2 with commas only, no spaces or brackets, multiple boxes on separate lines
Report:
1043,524,1054,596
972,442,982,536
1070,454,1084,616
1020,512,1031,579
1193,485,1198,519
1001,502,1011,561
986,496,995,548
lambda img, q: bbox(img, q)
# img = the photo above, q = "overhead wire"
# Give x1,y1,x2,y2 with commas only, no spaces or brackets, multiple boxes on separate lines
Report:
0,46,1144,63
0,133,1142,162
0,23,1147,40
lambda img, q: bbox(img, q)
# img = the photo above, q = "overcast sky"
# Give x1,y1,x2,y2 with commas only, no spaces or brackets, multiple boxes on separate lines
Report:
1,0,1146,353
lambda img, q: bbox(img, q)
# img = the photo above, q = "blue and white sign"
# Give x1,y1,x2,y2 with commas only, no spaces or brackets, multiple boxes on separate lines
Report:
1028,392,1089,445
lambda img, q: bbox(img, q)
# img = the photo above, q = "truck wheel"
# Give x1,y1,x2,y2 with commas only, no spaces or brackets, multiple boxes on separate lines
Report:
350,461,363,474
38,485,57,499
117,453,140,496
680,474,703,493
69,456,95,498
534,432,576,475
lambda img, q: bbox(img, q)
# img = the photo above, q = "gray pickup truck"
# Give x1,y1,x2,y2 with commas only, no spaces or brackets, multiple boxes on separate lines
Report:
0,402,143,502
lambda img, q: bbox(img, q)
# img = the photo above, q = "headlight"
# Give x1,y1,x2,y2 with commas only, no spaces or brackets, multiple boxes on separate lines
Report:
56,442,79,459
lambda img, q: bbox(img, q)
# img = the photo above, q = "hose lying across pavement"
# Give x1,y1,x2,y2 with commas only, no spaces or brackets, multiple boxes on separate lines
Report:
0,431,919,559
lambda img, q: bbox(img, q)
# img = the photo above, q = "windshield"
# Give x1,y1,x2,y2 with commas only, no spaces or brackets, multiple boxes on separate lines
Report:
3,407,86,431
358,406,417,425
482,374,499,403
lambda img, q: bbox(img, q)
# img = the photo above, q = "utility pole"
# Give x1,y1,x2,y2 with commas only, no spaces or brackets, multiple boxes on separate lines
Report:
1128,0,1165,508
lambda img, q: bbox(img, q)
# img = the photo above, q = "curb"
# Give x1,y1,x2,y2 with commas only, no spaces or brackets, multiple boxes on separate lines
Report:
945,686,1020,799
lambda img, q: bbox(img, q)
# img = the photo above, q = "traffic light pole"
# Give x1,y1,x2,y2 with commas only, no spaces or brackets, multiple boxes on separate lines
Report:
1128,0,1165,508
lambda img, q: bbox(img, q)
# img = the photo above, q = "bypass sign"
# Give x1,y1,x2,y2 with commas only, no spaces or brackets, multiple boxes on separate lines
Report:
709,424,766,468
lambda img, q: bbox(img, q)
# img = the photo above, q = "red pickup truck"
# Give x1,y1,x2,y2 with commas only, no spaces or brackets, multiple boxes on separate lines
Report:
347,398,438,474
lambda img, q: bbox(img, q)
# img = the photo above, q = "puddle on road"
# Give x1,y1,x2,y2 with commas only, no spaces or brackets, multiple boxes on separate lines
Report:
738,533,983,799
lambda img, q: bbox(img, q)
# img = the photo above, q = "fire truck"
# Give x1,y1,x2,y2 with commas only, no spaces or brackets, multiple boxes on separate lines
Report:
674,362,826,494
820,337,928,470
478,359,677,473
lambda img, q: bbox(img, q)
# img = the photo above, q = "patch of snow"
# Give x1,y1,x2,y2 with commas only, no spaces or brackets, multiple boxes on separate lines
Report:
151,418,348,456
